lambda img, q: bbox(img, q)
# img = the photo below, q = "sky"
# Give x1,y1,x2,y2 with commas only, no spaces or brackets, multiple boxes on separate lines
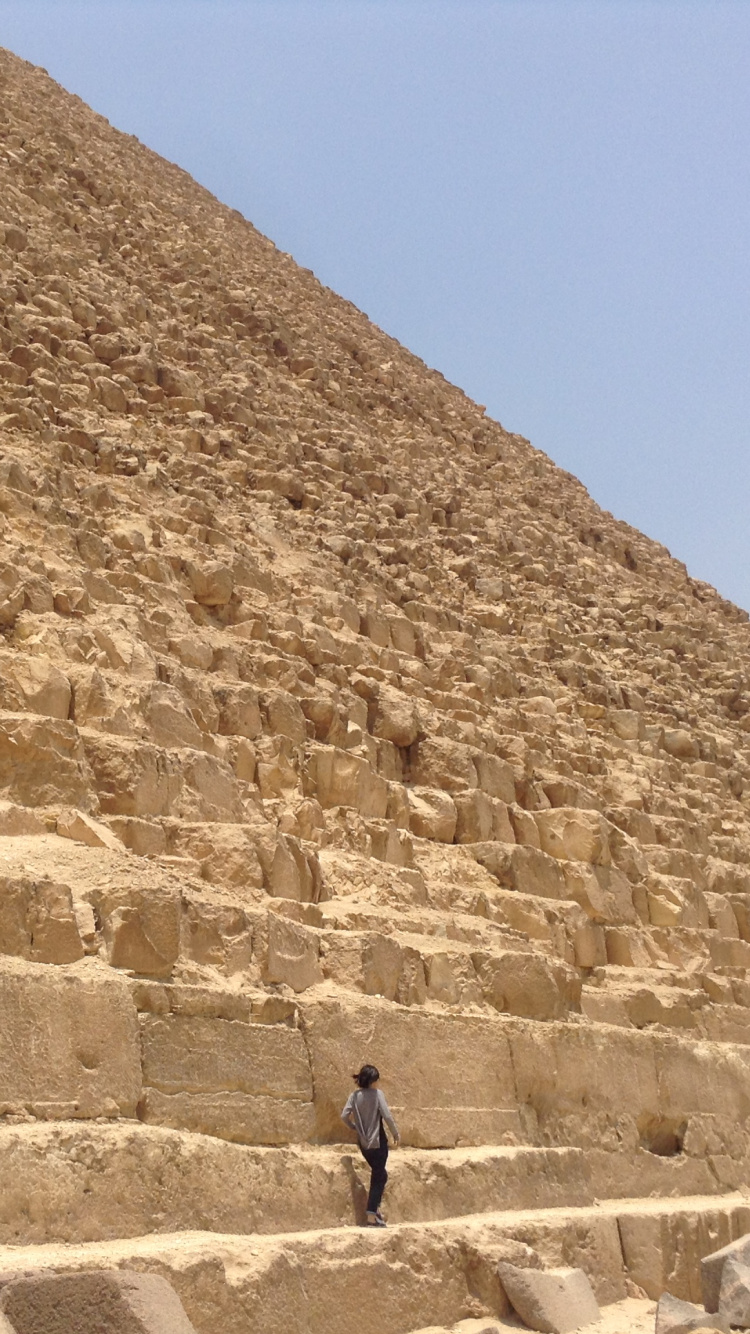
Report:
1,1,749,607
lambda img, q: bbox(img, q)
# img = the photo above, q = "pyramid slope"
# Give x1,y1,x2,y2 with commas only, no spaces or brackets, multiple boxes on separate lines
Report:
0,44,749,1334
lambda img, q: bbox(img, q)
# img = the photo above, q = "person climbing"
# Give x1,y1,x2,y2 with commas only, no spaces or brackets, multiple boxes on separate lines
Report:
341,1063,400,1227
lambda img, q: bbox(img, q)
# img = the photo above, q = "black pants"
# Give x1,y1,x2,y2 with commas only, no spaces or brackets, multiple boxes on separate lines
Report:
360,1128,389,1213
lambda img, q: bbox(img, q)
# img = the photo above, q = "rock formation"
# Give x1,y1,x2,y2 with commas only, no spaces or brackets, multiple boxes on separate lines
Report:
1,41,750,1334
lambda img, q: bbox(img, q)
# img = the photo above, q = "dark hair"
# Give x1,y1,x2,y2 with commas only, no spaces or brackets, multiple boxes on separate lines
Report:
352,1064,380,1089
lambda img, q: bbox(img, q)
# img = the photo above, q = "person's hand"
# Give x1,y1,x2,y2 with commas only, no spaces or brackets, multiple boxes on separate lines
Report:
393,1136,401,1148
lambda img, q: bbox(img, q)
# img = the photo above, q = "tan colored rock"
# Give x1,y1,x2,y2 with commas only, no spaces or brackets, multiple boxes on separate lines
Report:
497,1261,600,1334
0,1270,197,1334
408,786,458,842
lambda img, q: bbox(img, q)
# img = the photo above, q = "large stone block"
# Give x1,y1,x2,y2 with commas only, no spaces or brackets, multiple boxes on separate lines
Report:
470,842,568,898
0,714,95,810
497,1262,599,1334
702,1232,750,1312
306,746,388,818
139,1088,316,1146
301,995,521,1146
0,958,140,1119
533,808,611,865
655,1291,729,1334
139,1013,313,1141
0,1269,196,1334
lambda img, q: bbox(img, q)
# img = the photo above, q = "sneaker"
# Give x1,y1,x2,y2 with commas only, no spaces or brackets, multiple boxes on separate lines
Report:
366,1211,387,1227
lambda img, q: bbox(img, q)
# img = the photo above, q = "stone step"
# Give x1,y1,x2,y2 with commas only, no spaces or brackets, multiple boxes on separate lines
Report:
0,1123,592,1245
0,1195,746,1334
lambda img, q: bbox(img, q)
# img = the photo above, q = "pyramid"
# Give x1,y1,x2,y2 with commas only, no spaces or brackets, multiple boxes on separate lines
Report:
0,44,749,1334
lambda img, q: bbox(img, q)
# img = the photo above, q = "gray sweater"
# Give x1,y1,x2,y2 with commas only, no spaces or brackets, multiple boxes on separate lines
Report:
341,1086,399,1150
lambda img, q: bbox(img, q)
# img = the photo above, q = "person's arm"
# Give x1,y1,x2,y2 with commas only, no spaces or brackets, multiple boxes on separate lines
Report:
377,1089,400,1145
341,1091,357,1131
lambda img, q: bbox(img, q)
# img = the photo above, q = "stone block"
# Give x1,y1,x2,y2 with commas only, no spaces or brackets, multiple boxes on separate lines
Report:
702,1233,750,1313
473,950,569,1020
369,684,420,748
263,913,323,992
497,1262,599,1334
409,736,478,792
408,786,457,842
718,1255,750,1327
534,808,611,865
470,842,567,898
0,714,95,810
140,1013,312,1103
139,1088,316,1145
0,958,140,1118
656,1292,729,1334
0,1269,196,1334
306,746,388,818
0,873,83,964
301,995,521,1146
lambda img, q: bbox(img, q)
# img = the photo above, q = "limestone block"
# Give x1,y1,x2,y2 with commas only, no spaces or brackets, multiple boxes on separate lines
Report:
174,751,244,823
180,899,253,974
4,656,71,719
83,735,181,817
56,808,122,852
0,958,140,1118
302,995,521,1146
263,913,323,991
718,1255,750,1326
622,1204,750,1302
454,789,494,843
663,728,700,760
408,786,457,842
534,808,611,865
497,1262,599,1334
145,684,204,749
0,714,95,810
168,823,264,891
474,752,516,804
0,803,45,837
0,874,83,964
140,1088,316,1145
492,800,516,843
261,690,307,745
254,828,322,902
185,559,232,606
306,746,388,818
362,933,404,1000
510,804,542,848
702,1233,750,1313
562,862,638,925
140,1013,312,1099
0,1270,197,1334
409,736,478,793
656,1292,729,1334
214,685,262,739
509,1022,660,1154
473,950,569,1020
369,684,420,748
97,887,180,979
471,843,568,899
388,614,418,655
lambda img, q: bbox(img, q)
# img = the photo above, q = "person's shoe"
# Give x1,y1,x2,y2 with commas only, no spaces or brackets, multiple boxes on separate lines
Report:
366,1211,387,1227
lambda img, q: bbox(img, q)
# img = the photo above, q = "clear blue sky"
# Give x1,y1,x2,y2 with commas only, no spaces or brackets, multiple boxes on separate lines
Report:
3,1,750,607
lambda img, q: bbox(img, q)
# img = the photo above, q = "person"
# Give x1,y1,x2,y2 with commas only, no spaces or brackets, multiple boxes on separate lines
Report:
341,1063,400,1227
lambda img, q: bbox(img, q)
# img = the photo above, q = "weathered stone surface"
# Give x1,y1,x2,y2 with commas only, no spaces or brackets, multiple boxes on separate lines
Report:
702,1233,750,1313
497,1261,600,1333
0,958,140,1118
0,1270,196,1334
718,1254,750,1327
656,1292,730,1334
